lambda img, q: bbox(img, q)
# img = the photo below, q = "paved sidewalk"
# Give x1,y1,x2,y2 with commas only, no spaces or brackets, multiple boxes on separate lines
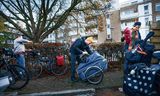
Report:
4,71,124,95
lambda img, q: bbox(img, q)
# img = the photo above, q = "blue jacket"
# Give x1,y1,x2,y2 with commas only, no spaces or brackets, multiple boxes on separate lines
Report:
138,30,141,40
70,37,92,55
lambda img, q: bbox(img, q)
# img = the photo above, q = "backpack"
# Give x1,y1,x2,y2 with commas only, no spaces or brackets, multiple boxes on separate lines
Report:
123,27,131,44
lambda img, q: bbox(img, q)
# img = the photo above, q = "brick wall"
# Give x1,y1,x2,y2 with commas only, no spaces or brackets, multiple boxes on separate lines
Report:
150,22,160,50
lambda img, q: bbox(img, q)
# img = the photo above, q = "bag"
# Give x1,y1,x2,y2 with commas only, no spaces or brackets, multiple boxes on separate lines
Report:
123,64,160,96
123,27,131,44
56,55,64,66
77,52,107,80
125,51,142,63
155,70,160,95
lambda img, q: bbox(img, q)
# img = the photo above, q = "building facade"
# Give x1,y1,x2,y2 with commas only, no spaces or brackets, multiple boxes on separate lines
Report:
152,0,160,23
105,0,121,42
120,0,152,39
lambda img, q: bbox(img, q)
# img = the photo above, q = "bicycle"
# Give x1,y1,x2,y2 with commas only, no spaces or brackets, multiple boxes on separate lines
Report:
51,46,68,76
0,48,29,89
77,51,107,84
26,47,68,79
26,50,43,79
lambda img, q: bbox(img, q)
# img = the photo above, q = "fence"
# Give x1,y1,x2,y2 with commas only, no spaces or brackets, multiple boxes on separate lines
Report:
0,42,124,71
96,42,124,71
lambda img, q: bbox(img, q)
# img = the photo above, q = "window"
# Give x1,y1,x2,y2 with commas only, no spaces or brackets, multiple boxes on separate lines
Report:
144,5,148,11
144,5,149,14
156,15,160,21
155,3,160,11
144,11,149,14
107,34,111,39
106,14,110,18
125,10,134,15
49,34,52,38
107,24,110,28
145,17,149,26
125,22,127,26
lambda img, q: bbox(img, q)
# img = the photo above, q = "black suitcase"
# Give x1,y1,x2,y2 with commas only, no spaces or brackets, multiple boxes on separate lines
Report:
155,70,160,95
123,64,160,96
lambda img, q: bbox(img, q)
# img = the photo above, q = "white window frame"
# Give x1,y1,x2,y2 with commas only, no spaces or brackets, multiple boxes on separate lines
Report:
156,15,160,21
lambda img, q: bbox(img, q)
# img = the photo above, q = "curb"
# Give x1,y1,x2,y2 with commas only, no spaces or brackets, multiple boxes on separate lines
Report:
19,88,95,96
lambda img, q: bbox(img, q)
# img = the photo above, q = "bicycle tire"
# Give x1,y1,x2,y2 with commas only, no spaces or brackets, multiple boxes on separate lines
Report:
27,61,43,79
8,65,29,89
85,66,103,84
41,60,56,75
51,63,68,76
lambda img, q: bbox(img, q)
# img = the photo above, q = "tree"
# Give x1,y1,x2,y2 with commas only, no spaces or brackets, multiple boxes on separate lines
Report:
0,16,13,45
0,16,5,31
0,0,82,42
71,0,109,32
0,0,109,43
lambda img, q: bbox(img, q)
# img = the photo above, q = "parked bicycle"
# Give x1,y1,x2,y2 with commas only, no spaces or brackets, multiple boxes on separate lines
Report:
0,48,29,89
26,46,68,79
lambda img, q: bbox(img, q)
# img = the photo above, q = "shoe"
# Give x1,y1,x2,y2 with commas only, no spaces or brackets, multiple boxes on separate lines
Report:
118,87,123,92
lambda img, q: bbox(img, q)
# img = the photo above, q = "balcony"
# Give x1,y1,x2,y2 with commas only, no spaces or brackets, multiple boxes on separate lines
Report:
120,13,138,20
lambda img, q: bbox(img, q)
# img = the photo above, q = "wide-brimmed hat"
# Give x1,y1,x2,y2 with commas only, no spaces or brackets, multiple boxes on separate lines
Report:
86,37,96,43
133,22,141,27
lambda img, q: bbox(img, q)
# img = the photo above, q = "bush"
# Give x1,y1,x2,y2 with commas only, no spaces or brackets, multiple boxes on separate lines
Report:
96,42,124,71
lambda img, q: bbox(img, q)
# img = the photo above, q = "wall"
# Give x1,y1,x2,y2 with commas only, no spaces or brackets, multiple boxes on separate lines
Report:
150,22,160,50
138,2,152,39
110,10,121,42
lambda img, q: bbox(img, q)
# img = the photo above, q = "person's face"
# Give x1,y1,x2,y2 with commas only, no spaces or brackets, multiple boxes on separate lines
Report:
133,25,140,31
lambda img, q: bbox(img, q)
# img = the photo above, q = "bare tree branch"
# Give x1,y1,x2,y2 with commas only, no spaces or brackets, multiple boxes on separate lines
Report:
43,1,62,34
0,11,32,39
40,0,82,40
70,13,83,29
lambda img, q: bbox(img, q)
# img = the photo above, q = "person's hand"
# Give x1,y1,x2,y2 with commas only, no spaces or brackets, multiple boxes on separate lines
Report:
135,35,138,39
128,46,132,51
137,50,147,55
28,41,33,44
26,49,32,52
83,51,88,54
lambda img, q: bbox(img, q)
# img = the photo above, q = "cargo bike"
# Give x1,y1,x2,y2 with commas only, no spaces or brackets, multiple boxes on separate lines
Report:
77,51,108,84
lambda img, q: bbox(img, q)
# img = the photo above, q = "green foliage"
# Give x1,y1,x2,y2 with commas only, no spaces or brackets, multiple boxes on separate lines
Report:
0,16,6,31
97,42,124,54
0,31,14,47
96,42,124,71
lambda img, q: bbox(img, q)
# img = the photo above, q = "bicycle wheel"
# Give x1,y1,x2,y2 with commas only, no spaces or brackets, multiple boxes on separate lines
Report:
8,57,17,65
51,63,68,76
85,66,103,84
27,61,43,79
8,65,29,89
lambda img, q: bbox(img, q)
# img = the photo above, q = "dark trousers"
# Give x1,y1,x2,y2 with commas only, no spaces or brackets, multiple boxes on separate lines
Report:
70,53,81,80
124,44,129,73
